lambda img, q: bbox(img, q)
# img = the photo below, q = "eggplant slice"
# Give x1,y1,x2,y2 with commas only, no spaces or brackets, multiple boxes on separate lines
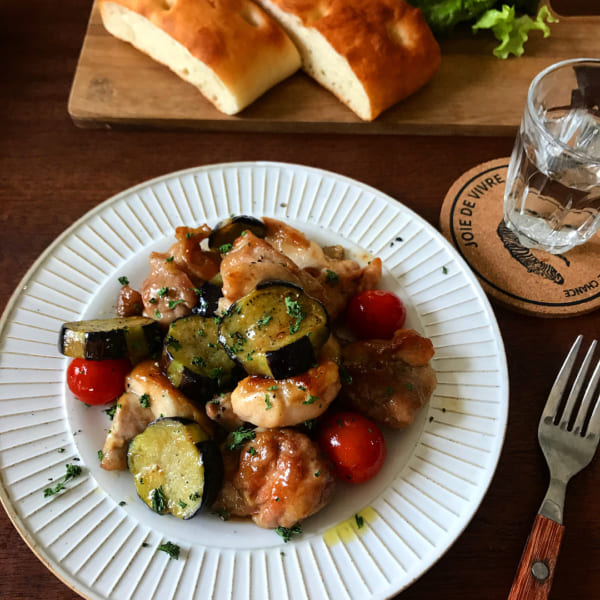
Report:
59,316,162,362
192,281,223,318
127,417,223,519
208,215,267,251
161,314,242,401
218,281,330,379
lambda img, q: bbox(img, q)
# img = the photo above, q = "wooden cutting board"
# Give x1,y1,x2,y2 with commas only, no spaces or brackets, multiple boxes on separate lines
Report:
68,1,600,135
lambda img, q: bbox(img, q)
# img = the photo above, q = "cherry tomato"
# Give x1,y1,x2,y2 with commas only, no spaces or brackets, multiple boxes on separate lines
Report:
317,411,386,484
67,358,131,405
346,289,406,340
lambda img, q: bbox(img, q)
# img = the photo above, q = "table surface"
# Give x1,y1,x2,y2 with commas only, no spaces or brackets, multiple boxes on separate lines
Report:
1,2,599,599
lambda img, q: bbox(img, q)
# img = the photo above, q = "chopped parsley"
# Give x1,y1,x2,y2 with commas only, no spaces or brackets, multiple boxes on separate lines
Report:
302,395,318,405
189,491,201,501
406,383,414,391
192,356,206,367
119,501,127,506
118,276,129,286
247,446,257,456
165,256,174,263
267,385,279,391
355,514,364,529
157,286,169,297
274,525,302,543
285,297,305,334
154,309,162,319
178,500,188,509
43,463,82,497
104,404,118,420
314,470,321,478
325,269,339,285
158,541,180,560
227,426,256,451
186,232,194,239
165,335,181,351
97,450,103,462
219,243,233,254
168,299,186,309
442,266,448,274
213,508,230,521
197,328,206,337
151,486,167,513
265,394,273,410
257,313,272,328
148,297,157,304
339,366,353,384
209,367,223,385
139,393,151,408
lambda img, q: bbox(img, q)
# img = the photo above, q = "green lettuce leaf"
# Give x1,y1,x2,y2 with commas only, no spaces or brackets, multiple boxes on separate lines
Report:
409,0,498,33
472,4,559,58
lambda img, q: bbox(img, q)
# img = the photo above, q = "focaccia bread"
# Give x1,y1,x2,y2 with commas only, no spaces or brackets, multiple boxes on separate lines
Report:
99,0,302,115
251,0,441,121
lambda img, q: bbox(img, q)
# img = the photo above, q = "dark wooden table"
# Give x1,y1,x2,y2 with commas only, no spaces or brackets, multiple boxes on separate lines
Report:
1,2,599,599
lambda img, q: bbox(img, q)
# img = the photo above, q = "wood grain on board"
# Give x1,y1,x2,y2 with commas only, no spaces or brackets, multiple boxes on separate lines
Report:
68,1,600,135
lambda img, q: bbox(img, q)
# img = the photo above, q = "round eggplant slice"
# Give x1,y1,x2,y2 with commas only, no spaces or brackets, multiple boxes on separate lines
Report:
218,282,330,379
208,216,267,251
161,315,242,401
59,316,163,362
127,418,224,519
191,281,223,318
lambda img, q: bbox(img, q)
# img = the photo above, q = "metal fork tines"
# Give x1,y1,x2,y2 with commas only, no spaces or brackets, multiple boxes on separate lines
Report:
538,335,600,525
508,336,600,600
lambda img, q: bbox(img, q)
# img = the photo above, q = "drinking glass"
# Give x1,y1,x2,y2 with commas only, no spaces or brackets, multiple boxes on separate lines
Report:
503,58,600,254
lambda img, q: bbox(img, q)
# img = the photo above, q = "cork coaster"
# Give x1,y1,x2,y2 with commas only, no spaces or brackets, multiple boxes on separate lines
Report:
439,158,600,317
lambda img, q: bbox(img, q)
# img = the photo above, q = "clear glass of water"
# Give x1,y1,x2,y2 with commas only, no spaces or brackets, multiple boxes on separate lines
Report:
504,58,600,254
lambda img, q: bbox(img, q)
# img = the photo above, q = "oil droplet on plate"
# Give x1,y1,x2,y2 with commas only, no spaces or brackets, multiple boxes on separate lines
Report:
323,506,378,546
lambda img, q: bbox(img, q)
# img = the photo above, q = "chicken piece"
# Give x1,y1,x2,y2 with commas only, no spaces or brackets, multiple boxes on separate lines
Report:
263,217,333,270
219,231,325,304
220,230,379,321
100,360,214,471
340,329,437,429
263,217,383,319
231,360,341,428
140,252,196,327
169,225,220,285
100,391,153,471
116,285,143,317
205,392,245,431
214,429,336,529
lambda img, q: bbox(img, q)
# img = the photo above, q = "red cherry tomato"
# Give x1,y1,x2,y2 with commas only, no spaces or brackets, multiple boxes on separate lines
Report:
346,289,406,340
317,411,386,484
67,358,131,405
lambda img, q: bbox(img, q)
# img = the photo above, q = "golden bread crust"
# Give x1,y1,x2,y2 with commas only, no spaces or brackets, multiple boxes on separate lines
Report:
264,0,441,119
100,0,300,94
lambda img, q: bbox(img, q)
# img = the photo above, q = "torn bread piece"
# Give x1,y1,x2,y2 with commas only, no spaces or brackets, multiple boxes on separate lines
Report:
99,0,302,115
252,0,441,120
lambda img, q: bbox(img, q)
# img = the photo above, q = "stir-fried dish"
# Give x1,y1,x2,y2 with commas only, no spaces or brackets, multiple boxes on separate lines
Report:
60,216,437,534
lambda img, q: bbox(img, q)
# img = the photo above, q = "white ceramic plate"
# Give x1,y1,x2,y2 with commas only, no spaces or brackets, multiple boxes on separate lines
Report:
0,163,508,600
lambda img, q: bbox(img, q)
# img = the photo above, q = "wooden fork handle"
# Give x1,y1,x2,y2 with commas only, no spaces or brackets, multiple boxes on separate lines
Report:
508,514,565,600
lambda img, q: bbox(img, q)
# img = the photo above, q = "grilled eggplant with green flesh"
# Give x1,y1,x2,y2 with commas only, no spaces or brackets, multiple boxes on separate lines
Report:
127,417,223,519
208,216,267,251
161,315,242,401
218,281,330,379
59,316,162,362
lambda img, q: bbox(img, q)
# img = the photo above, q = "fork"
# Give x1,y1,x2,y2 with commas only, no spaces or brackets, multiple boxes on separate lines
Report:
508,335,600,600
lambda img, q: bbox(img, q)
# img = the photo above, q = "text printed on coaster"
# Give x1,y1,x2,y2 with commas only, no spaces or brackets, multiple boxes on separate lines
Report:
439,158,600,317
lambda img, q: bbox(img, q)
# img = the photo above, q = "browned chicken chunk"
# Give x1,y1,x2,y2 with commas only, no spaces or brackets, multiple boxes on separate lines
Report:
340,329,437,429
100,360,214,471
220,227,381,321
214,429,335,529
116,285,143,317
